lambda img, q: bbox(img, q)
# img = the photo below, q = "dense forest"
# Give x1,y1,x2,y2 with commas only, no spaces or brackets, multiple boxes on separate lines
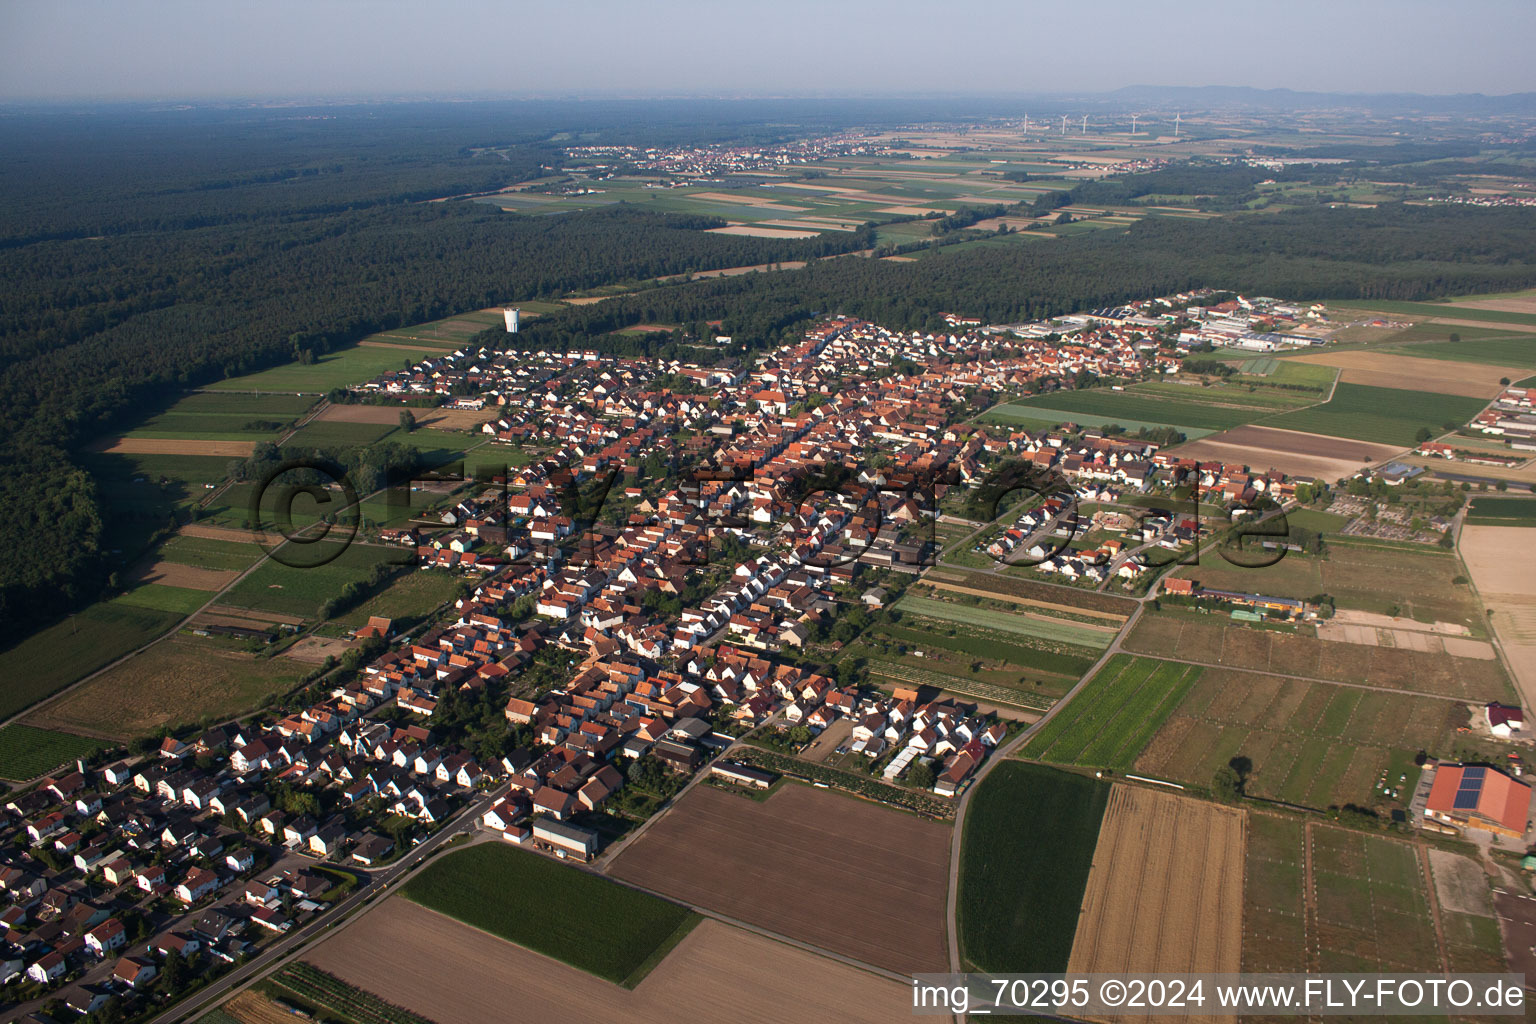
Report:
4,101,1536,643
484,203,1536,355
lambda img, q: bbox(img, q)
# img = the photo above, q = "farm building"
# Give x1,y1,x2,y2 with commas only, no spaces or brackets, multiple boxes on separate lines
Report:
711,761,776,789
1487,702,1525,739
532,817,599,860
1424,764,1532,838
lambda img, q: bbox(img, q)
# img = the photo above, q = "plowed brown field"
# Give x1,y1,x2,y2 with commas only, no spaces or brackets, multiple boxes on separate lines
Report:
608,782,950,974
304,898,909,1024
1068,785,1246,1024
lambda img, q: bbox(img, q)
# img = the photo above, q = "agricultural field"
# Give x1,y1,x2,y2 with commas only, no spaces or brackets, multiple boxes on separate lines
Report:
1242,814,1309,973
332,569,462,630
1067,786,1244,977
1464,496,1536,526
1427,849,1508,973
1333,300,1536,328
921,566,1137,617
608,782,951,974
1168,423,1401,483
266,964,433,1024
203,342,446,394
122,391,316,441
218,541,406,619
401,842,697,986
304,898,910,1024
1131,664,1472,811
1021,655,1202,772
1261,382,1487,446
1123,612,1511,701
957,762,1109,973
1174,540,1483,628
1385,333,1536,368
159,533,265,572
850,639,1062,711
24,636,308,741
893,594,1116,649
1459,524,1536,711
998,382,1301,431
0,598,183,720
1286,350,1520,398
114,582,213,615
0,725,110,782
1310,826,1441,972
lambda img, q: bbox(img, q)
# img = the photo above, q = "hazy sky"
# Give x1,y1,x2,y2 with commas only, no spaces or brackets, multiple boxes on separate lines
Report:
3,0,1533,101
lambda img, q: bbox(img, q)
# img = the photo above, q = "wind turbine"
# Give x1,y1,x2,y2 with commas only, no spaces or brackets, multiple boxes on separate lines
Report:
1081,115,1088,135
1174,112,1182,138
1060,114,1068,136
1022,113,1029,133
1130,114,1139,135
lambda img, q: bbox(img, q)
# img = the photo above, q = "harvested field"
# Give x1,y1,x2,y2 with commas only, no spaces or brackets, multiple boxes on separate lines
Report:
608,782,950,974
1459,524,1536,710
1289,351,1521,398
1428,316,1536,334
877,204,944,215
191,607,303,630
1451,295,1536,315
704,224,819,239
305,899,908,1024
91,437,255,457
128,559,236,592
221,990,307,1024
1170,425,1400,482
1068,786,1244,1019
1315,621,1495,659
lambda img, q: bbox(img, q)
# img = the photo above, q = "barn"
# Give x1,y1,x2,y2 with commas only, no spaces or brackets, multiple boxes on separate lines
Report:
1424,764,1531,838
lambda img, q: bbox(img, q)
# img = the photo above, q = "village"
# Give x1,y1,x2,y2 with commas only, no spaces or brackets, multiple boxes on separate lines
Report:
0,295,1414,1021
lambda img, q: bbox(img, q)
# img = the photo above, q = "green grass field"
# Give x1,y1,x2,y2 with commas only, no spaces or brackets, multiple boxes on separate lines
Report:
987,386,1260,433
124,392,316,441
0,725,111,781
1335,300,1536,328
0,599,181,720
877,622,1098,679
894,595,1114,649
159,534,264,572
957,762,1109,972
204,343,445,394
1465,496,1536,525
400,842,698,986
1022,655,1202,771
218,541,406,618
1261,383,1487,445
115,584,210,615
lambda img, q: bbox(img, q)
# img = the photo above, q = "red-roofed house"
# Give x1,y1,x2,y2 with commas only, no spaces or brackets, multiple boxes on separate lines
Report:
1425,763,1531,838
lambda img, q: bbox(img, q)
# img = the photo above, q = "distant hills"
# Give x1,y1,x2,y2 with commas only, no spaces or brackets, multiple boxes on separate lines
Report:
1098,84,1536,114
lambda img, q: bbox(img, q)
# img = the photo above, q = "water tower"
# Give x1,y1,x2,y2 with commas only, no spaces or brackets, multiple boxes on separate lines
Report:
502,307,521,333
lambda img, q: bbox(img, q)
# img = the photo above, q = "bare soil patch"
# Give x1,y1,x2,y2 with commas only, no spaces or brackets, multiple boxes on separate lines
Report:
192,607,304,629
1171,425,1401,482
128,560,236,592
223,990,305,1024
282,635,358,664
1068,786,1245,1023
704,225,820,239
1428,849,1494,917
1449,296,1536,315
609,782,951,974
92,437,255,457
917,579,1127,621
177,523,261,544
1459,525,1536,709
1290,351,1520,397
1429,317,1536,334
305,898,908,1024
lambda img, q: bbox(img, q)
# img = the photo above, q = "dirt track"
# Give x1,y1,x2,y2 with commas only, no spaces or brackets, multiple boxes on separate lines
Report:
609,782,951,974
304,898,909,1024
1067,785,1245,1024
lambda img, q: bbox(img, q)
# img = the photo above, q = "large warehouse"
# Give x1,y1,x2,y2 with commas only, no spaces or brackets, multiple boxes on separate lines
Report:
1424,764,1532,838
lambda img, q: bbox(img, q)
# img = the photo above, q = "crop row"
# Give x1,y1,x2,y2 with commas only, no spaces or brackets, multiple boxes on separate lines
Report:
275,964,433,1024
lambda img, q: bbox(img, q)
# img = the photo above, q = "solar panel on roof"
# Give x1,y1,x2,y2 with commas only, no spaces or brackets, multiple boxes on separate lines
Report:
1453,791,1482,810
1464,766,1487,779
